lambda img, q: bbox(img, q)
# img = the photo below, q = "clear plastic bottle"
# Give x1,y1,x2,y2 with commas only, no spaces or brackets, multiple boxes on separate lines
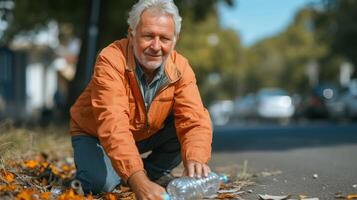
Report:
165,172,228,200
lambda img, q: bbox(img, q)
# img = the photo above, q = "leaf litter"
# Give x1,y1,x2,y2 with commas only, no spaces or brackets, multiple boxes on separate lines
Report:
1,124,356,200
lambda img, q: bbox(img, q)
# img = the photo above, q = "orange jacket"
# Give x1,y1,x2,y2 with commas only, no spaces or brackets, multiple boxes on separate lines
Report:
70,38,212,181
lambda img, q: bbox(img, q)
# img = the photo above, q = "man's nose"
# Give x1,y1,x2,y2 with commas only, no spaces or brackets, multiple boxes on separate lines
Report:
150,37,161,51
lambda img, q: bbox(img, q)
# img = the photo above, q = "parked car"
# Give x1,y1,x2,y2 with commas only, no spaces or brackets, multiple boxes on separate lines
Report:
326,80,357,119
209,100,234,125
298,83,339,119
232,88,295,122
255,88,295,120
231,94,256,120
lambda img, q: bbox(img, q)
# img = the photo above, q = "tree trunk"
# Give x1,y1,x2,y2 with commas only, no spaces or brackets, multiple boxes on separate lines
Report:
66,0,106,118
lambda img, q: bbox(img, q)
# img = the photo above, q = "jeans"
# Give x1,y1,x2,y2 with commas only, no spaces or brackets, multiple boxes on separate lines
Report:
71,115,181,194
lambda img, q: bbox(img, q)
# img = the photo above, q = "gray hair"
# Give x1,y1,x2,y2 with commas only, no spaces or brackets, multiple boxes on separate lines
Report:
128,0,182,37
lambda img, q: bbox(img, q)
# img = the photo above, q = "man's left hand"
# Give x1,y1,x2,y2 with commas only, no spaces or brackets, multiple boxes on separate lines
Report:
183,160,211,178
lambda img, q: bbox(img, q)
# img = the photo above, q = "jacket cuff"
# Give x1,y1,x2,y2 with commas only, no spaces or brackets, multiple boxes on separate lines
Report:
115,159,145,183
183,148,211,164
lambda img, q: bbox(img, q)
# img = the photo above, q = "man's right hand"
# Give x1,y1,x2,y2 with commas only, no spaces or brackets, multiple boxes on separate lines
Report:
128,171,167,200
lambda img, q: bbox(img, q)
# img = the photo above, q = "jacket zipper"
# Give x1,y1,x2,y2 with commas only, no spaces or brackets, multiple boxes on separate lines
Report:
145,78,171,131
131,66,181,132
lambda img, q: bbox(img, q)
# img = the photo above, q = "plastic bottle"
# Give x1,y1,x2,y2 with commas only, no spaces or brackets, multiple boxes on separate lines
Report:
165,172,228,200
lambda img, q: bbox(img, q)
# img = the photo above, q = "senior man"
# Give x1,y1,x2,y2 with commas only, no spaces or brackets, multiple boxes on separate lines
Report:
69,0,212,199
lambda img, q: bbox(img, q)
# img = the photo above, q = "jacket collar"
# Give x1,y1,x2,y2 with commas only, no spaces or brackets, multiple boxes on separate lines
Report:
125,37,181,83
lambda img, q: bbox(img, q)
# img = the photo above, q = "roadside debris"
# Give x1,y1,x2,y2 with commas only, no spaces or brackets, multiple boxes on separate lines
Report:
346,194,357,199
335,192,357,199
312,174,318,179
258,194,319,200
258,194,290,200
258,170,283,177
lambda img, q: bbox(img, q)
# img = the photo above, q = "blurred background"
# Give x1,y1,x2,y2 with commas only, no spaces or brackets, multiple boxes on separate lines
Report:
0,0,357,127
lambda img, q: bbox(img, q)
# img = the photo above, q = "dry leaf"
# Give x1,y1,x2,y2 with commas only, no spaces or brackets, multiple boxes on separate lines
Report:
335,192,344,199
86,194,94,200
258,194,290,200
1,170,15,183
104,193,117,200
16,189,36,200
217,188,241,193
0,184,18,192
347,194,357,199
40,192,51,200
217,193,238,199
57,189,83,200
23,160,39,169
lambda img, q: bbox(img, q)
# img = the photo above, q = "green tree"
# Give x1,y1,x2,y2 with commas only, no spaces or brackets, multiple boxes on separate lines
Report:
313,0,357,77
176,11,241,104
240,8,327,94
2,0,235,112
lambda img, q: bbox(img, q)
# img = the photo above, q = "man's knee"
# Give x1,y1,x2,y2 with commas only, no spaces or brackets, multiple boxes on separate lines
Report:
76,171,119,194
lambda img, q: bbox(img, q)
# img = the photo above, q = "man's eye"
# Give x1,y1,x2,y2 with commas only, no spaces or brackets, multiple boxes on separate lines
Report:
143,35,152,40
161,37,171,42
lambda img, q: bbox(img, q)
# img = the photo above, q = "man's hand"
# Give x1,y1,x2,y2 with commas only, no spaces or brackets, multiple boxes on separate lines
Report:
128,171,167,200
183,160,211,178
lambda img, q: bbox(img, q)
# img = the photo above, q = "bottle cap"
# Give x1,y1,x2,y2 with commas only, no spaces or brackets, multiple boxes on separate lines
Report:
220,174,229,183
163,192,171,200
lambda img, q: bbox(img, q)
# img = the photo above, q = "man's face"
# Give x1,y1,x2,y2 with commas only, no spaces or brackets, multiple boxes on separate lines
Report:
130,9,176,72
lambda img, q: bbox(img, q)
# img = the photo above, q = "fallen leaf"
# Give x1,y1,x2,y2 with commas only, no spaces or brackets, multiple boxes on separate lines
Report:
216,193,239,199
57,189,83,200
23,160,39,169
335,192,344,198
260,170,283,177
1,170,15,183
16,189,36,200
0,184,18,192
86,194,94,200
258,194,290,200
217,188,241,193
40,192,51,200
104,193,117,200
347,194,357,199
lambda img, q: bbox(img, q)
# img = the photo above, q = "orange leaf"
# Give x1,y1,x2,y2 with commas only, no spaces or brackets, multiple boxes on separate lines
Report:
104,193,117,200
86,194,94,200
217,193,238,199
16,189,36,200
50,166,60,176
24,160,39,169
58,189,84,200
1,170,15,183
40,192,52,200
0,184,18,192
61,164,71,172
347,194,357,199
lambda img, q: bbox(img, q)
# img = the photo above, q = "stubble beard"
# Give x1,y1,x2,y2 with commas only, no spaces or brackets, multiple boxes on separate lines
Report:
133,45,163,70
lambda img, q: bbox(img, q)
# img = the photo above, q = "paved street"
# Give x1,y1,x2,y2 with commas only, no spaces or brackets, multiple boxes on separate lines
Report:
210,122,357,199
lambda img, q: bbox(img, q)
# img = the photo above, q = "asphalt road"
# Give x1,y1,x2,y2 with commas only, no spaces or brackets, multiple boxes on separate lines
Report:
210,121,357,199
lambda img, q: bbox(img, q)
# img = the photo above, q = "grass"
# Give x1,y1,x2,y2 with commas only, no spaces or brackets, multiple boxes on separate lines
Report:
0,119,72,163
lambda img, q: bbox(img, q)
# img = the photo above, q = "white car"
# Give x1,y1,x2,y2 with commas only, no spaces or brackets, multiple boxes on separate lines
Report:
255,88,295,119
209,100,234,125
